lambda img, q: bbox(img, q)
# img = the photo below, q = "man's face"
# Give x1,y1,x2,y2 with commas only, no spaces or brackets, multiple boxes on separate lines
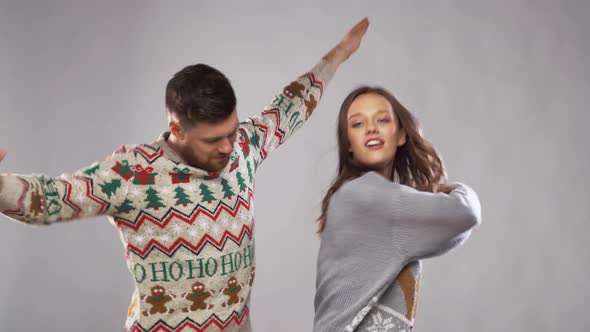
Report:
176,111,239,172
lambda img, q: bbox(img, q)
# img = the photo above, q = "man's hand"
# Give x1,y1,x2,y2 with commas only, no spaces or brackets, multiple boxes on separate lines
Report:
0,148,7,163
323,17,369,68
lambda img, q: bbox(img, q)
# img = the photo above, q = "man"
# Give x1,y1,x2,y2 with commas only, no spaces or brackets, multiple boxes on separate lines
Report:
0,18,369,331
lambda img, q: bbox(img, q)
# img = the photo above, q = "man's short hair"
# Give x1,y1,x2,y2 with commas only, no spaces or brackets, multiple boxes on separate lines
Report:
165,63,237,126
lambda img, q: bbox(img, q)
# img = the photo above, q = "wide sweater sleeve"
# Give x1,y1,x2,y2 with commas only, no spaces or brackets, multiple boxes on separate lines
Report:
0,146,136,225
363,171,482,261
238,59,335,172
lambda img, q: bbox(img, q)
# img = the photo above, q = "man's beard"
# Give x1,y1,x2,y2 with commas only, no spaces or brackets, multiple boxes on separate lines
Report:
183,146,229,172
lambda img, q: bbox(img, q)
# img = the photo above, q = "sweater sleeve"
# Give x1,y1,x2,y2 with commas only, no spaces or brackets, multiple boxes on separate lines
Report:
0,146,136,226
386,178,482,261
237,59,335,172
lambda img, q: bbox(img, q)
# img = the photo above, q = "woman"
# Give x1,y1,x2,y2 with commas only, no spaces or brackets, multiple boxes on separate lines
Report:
313,86,481,332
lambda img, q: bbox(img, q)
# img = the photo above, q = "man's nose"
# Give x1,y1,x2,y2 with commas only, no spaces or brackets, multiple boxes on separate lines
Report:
218,138,233,154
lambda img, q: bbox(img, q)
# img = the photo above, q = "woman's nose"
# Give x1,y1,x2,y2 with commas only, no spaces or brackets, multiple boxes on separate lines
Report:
366,121,378,134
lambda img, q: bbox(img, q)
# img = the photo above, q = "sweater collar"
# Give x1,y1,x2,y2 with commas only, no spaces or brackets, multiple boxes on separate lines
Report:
152,131,187,165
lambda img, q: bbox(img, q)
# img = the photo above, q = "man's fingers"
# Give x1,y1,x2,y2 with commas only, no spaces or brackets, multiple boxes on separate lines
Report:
322,17,370,66
0,148,7,162
350,17,369,36
342,17,369,48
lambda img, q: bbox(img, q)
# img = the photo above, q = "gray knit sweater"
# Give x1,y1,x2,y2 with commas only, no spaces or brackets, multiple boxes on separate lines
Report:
314,171,481,332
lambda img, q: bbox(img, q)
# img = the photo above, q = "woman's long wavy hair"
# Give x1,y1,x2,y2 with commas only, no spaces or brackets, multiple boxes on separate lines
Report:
317,86,451,234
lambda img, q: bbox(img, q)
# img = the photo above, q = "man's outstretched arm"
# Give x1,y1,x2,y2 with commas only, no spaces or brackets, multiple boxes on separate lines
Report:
0,147,136,225
239,18,369,170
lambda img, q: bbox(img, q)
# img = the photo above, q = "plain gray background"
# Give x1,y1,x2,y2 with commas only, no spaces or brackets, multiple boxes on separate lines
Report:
1,1,588,331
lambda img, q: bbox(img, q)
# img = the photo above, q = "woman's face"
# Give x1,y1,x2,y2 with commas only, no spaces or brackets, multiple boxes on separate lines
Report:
346,93,406,176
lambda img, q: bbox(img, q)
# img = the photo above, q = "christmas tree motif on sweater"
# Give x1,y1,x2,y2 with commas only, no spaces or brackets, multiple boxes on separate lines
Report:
174,187,193,207
133,165,157,185
116,199,136,214
229,154,240,173
199,183,216,203
253,158,259,172
236,171,247,192
83,164,100,176
111,160,134,181
181,282,215,312
246,161,253,184
220,178,235,200
141,285,175,316
250,131,260,150
100,179,121,199
144,187,165,210
220,277,245,308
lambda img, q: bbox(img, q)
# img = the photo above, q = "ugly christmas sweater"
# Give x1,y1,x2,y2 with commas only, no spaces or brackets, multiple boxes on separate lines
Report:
0,59,335,332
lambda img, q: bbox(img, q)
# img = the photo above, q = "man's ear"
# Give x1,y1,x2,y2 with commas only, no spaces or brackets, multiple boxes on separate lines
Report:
169,120,184,141
167,111,185,141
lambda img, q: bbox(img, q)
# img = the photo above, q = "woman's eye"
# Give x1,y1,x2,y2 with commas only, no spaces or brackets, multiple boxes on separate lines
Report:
378,118,391,123
351,122,363,128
